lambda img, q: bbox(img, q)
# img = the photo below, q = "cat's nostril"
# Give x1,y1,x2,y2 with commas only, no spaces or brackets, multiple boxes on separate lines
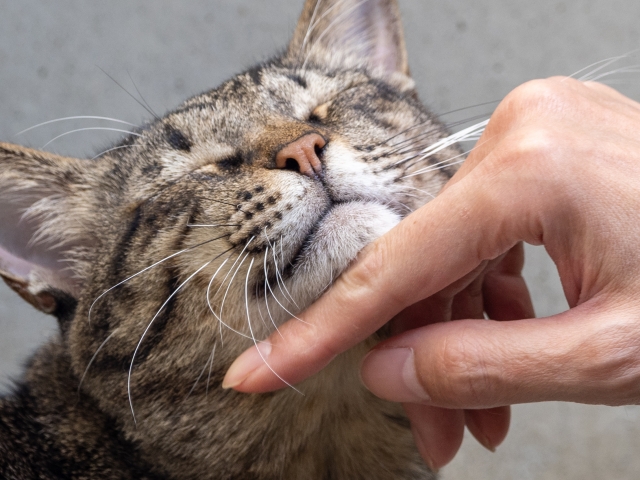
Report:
275,133,326,177
284,158,300,172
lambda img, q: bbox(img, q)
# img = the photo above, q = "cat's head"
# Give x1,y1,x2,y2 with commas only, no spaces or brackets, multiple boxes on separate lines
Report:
0,0,457,462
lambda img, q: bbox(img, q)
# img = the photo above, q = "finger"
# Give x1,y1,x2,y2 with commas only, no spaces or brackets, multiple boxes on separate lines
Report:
450,273,486,321
361,300,640,408
389,294,452,335
403,403,465,471
483,243,535,320
223,153,550,393
390,261,490,334
465,406,511,452
483,270,534,321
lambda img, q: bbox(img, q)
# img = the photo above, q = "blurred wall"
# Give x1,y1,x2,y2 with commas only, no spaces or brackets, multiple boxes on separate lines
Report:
1,1,639,478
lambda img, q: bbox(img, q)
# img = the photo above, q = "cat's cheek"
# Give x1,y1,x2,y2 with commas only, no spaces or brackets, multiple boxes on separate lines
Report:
322,143,396,204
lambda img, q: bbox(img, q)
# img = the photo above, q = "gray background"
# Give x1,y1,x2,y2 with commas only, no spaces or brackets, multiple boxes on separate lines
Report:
1,1,639,478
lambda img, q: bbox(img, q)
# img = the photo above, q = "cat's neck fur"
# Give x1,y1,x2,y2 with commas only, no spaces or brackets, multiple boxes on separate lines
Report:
2,332,428,480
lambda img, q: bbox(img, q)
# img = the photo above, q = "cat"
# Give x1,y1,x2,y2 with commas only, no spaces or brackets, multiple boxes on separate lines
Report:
0,0,463,478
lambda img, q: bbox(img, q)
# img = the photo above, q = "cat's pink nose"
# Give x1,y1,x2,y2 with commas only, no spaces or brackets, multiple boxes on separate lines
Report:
275,133,326,177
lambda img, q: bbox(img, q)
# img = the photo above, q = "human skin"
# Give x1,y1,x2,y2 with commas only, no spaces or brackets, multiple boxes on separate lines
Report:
223,77,640,468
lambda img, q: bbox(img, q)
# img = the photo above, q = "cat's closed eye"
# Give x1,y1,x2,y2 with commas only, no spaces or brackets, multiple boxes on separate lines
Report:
217,154,245,170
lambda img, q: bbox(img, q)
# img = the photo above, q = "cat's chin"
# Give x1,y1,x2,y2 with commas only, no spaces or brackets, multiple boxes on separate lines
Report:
288,201,401,308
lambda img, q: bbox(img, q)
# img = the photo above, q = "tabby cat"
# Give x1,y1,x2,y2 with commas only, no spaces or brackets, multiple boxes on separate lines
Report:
0,0,461,478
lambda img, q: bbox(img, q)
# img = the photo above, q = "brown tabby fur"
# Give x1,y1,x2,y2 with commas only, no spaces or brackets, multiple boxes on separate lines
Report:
0,1,461,478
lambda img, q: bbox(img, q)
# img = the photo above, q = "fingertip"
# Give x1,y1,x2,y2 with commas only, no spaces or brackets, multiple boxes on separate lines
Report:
222,342,289,393
465,406,511,452
361,347,431,403
483,271,535,321
404,403,465,470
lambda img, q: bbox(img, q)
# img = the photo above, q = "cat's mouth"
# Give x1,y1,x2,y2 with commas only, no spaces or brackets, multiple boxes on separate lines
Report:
252,201,339,296
287,200,342,268
253,200,401,302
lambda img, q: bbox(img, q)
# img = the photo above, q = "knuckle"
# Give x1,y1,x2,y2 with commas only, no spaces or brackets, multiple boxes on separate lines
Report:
582,80,616,95
581,320,640,404
515,125,564,158
344,237,406,310
488,78,583,174
348,240,386,287
496,125,566,173
502,78,570,114
429,326,496,407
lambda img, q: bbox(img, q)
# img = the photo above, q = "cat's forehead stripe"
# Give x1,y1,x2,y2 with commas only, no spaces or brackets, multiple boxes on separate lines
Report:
164,126,192,153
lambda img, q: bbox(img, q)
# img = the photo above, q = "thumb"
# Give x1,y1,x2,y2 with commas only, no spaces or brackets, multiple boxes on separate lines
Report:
361,298,640,408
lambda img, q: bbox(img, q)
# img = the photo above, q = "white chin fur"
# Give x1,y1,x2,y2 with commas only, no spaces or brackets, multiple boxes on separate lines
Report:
289,201,400,308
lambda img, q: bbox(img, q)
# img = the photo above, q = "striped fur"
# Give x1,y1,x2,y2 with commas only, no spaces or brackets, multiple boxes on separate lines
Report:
0,1,460,478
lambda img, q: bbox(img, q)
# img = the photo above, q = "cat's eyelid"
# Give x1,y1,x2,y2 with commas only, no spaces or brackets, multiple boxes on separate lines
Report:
307,80,368,121
309,103,330,122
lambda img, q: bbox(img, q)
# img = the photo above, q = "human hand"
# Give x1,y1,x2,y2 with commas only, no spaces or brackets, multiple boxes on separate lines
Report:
223,77,640,468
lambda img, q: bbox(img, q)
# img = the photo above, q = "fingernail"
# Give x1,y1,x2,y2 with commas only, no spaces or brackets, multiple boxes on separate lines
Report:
412,426,439,473
465,414,496,453
361,347,430,403
222,342,272,389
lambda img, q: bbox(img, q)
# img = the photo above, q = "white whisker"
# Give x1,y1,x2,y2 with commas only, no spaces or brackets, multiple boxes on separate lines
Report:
263,230,299,309
244,257,303,395
263,248,284,338
206,255,250,343
77,329,119,395
403,158,466,179
205,251,254,342
15,116,137,136
42,127,142,149
89,234,228,325
186,342,218,402
92,144,141,160
218,252,251,330
396,119,488,167
302,0,370,70
321,258,334,292
300,0,324,52
216,237,256,327
255,281,269,330
210,238,255,305
571,50,639,81
410,147,469,173
128,258,214,424
397,185,436,199
205,343,218,396
586,65,640,83
264,269,307,323
303,0,346,52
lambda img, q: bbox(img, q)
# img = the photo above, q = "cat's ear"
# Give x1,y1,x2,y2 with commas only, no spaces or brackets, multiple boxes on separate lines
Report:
286,0,409,78
0,142,95,314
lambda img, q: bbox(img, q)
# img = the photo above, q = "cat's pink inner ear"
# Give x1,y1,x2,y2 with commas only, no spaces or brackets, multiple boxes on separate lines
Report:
288,0,409,77
0,143,91,306
0,245,58,314
360,0,409,75
0,245,34,279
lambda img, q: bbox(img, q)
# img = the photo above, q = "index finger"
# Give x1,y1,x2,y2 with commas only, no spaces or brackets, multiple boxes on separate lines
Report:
222,149,546,392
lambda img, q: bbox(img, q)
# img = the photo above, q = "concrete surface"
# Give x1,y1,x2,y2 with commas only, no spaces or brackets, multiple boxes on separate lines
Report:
1,1,640,478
